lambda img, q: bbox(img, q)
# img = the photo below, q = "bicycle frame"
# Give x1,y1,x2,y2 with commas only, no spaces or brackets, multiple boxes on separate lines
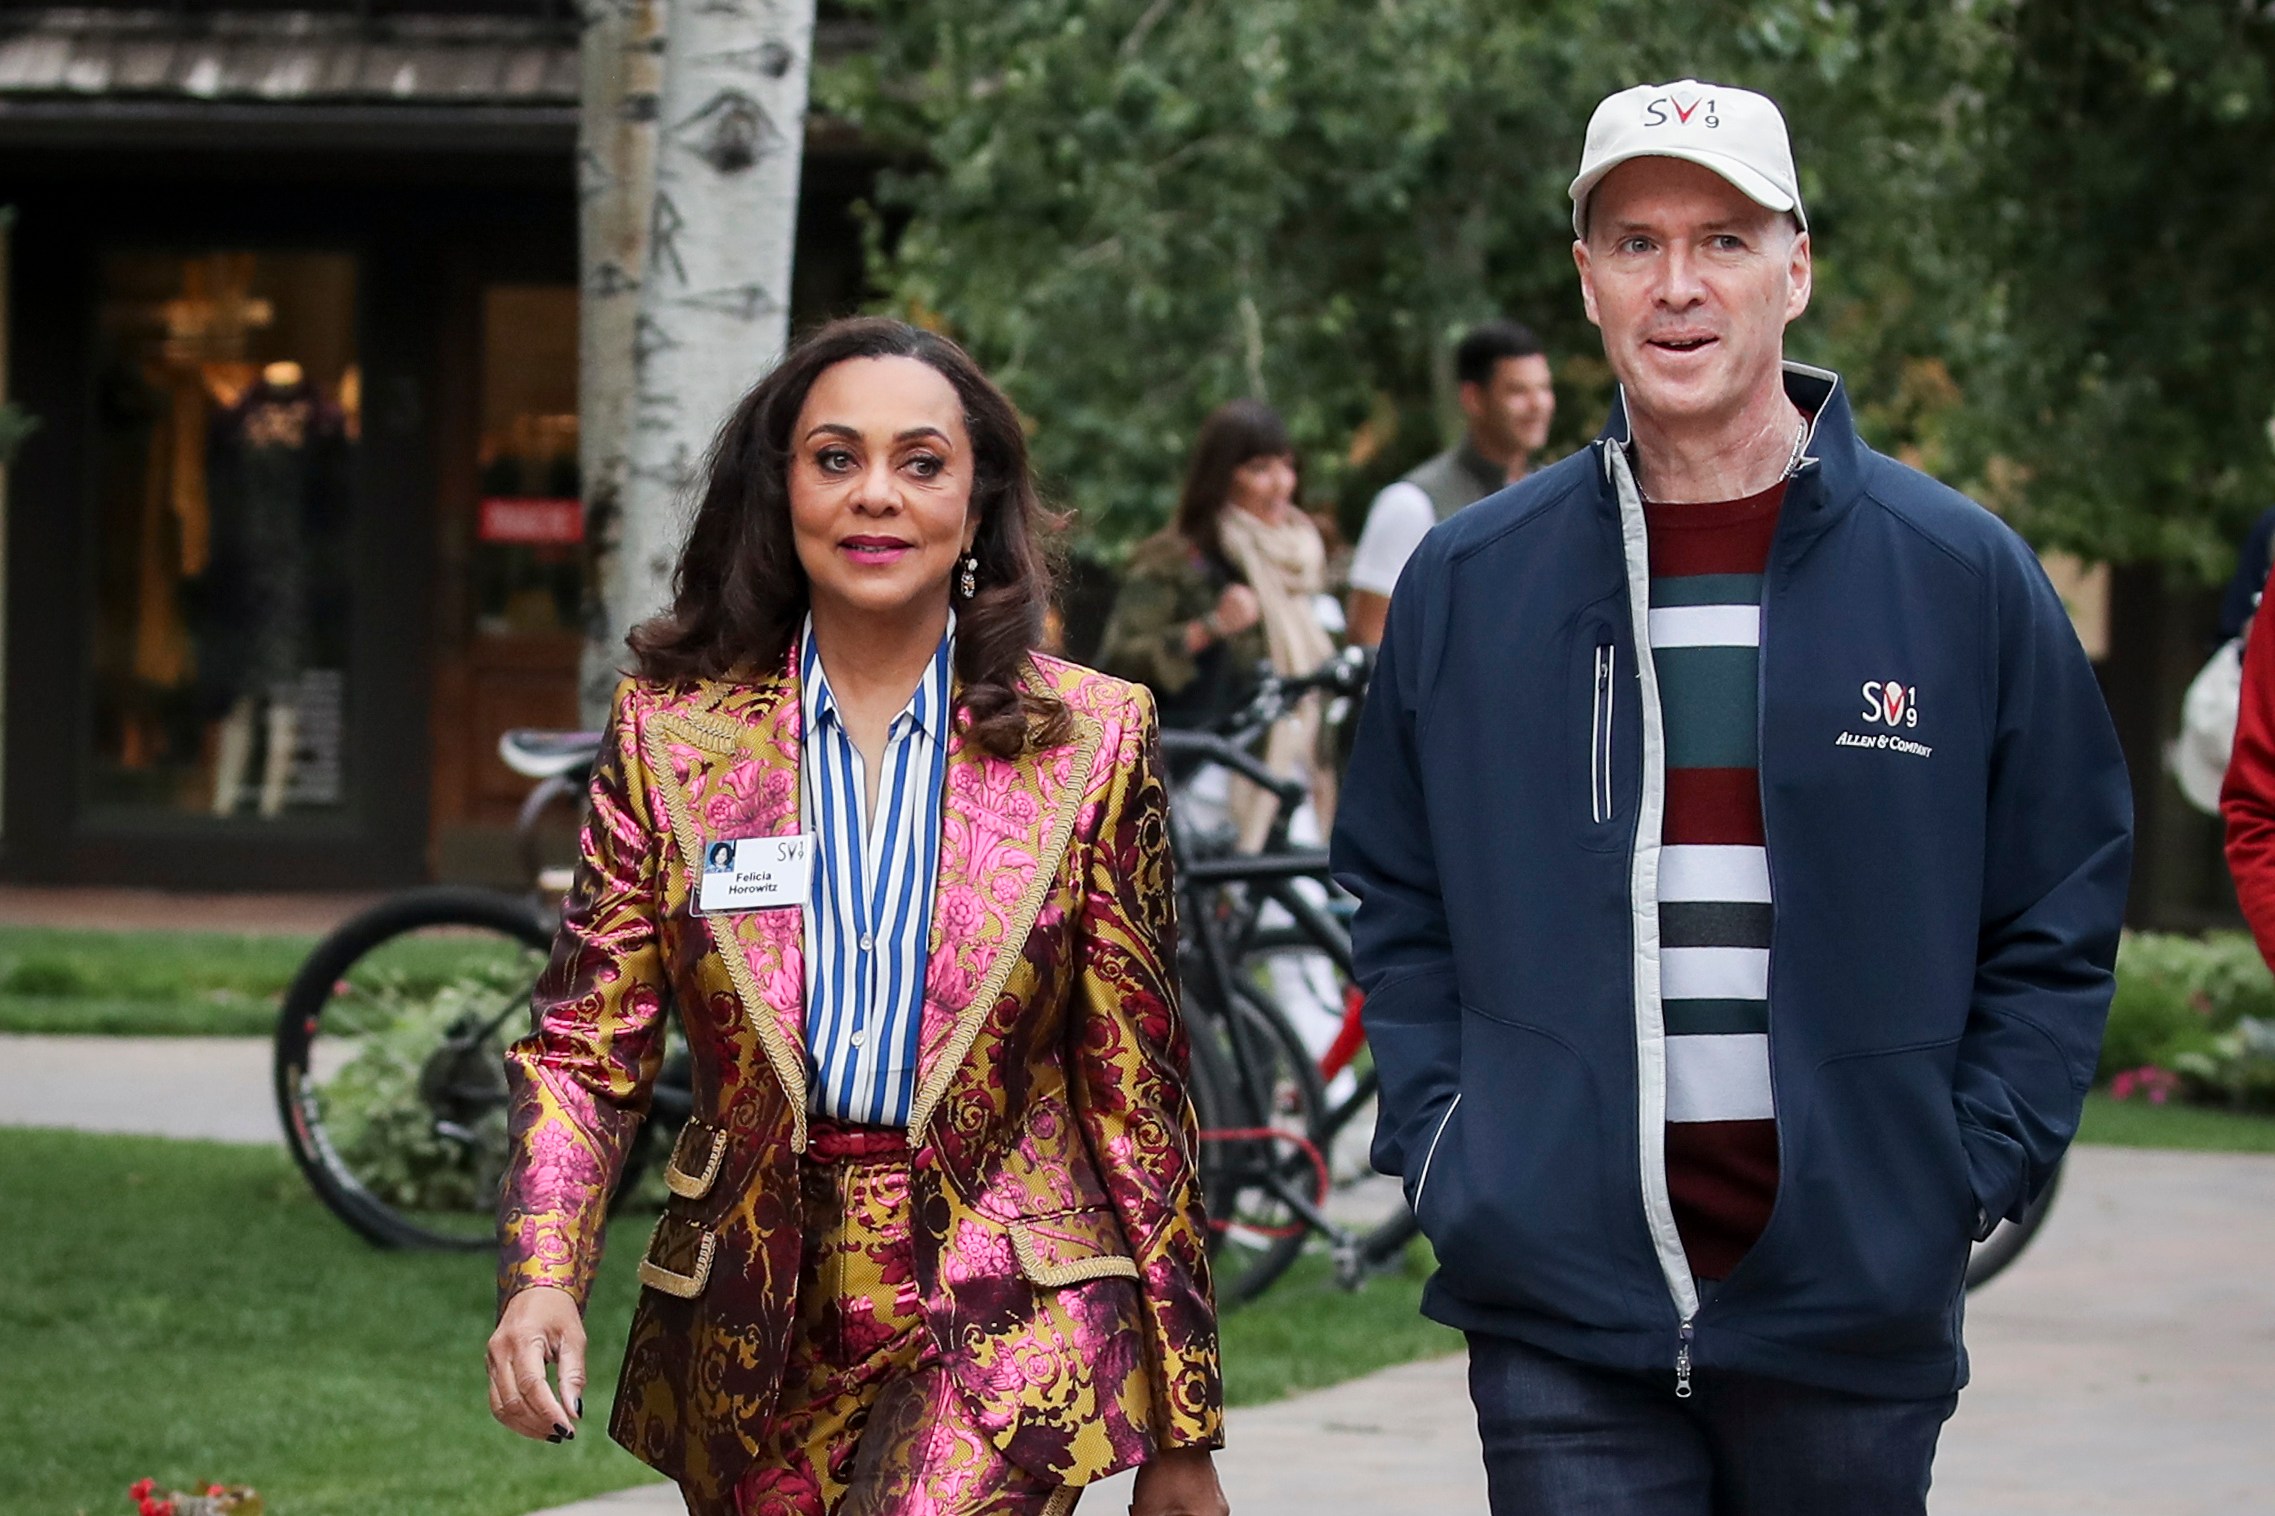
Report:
1161,724,1414,1283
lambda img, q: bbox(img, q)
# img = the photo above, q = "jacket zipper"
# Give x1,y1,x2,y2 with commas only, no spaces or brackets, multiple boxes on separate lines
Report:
1591,643,1616,824
1410,1093,1462,1214
1602,405,1824,1401
1601,436,1703,1398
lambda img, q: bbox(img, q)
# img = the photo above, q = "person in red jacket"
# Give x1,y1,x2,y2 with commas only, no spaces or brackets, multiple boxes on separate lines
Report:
2221,569,2275,960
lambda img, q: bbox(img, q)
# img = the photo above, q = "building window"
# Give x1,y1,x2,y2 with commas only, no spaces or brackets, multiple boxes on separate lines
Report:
473,284,580,638
89,249,358,820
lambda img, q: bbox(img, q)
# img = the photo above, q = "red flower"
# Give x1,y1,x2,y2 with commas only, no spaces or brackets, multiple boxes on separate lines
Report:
129,1480,156,1501
207,1485,228,1497
2109,1064,2181,1104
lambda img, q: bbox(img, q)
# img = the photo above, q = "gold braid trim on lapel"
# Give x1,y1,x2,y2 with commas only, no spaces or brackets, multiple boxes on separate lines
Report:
905,696,1103,1143
659,707,749,754
643,697,811,1154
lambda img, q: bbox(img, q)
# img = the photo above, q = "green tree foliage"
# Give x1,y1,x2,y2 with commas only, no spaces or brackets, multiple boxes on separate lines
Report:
1960,0,2275,575
823,2,2050,557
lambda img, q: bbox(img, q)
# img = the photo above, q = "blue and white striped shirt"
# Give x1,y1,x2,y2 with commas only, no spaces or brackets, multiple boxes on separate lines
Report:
799,614,955,1126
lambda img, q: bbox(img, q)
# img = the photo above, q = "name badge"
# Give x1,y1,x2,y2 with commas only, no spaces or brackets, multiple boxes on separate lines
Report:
697,834,813,914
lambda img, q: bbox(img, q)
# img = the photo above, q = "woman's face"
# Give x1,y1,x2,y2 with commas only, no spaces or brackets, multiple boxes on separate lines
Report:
788,356,979,630
1227,451,1298,519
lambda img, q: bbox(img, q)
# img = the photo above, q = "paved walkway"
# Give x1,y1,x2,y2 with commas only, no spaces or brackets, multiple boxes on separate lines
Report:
0,1032,280,1144
519,1143,2275,1516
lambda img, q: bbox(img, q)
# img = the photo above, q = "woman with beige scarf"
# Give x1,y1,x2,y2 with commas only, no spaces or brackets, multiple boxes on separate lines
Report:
1099,399,1339,849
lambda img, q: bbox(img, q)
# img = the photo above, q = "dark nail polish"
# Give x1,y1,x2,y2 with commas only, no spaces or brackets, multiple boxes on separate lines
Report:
547,1431,565,1444
574,1396,584,1418
552,1423,572,1440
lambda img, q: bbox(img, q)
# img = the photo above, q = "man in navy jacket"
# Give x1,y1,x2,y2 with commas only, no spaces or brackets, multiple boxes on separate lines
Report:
1331,80,2131,1514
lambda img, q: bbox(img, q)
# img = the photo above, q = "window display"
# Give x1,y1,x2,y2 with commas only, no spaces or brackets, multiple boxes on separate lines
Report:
90,250,357,819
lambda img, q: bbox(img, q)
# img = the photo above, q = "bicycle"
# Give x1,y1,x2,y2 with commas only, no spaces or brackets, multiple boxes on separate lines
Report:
1160,650,1424,1305
274,729,692,1250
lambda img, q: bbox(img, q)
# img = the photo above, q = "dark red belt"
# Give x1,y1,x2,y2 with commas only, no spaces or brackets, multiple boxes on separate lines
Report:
806,1118,911,1162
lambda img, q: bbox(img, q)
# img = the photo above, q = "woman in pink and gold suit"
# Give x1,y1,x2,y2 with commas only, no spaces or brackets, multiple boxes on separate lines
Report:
482,318,1226,1516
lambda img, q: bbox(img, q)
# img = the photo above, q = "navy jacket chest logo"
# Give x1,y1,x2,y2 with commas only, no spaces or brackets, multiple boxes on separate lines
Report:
1836,678,1933,758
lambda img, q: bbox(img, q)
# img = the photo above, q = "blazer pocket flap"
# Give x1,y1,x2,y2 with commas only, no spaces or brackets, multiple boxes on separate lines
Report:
636,1216,716,1299
663,1121,728,1200
1011,1207,1140,1287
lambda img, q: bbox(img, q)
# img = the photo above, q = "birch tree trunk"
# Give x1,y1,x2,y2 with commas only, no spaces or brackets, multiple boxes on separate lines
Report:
612,0,815,682
575,0,667,725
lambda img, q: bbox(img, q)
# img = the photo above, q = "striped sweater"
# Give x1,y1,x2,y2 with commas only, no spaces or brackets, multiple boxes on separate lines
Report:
1646,482,1784,1280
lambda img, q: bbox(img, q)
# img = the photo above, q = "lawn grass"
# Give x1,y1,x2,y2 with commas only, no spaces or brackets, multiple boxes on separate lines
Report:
2075,1089,2275,1153
0,1129,1451,1516
1220,1247,1455,1407
0,1128,656,1516
0,927,313,1037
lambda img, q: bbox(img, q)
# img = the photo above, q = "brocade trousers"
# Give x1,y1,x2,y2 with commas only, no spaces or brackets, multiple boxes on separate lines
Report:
733,1122,1076,1516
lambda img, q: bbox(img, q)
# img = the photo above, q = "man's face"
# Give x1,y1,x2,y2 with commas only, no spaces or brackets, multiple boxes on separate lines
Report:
1573,157,1811,430
1460,354,1557,461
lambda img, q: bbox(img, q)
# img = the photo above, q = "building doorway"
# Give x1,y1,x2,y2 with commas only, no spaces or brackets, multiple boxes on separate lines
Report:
428,277,584,881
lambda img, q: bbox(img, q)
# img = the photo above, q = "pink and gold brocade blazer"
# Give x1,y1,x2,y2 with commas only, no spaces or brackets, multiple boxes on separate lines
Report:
496,650,1223,1513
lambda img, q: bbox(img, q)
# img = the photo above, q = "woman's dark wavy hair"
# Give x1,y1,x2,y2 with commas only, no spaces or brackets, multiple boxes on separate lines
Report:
1171,398,1299,559
628,316,1070,757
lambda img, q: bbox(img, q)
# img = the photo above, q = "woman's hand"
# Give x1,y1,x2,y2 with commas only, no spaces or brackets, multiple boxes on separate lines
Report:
1212,584,1262,637
1129,1447,1229,1516
486,1284,587,1442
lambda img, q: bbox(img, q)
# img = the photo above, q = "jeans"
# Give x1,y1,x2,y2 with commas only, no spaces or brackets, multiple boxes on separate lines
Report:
1467,1331,1957,1516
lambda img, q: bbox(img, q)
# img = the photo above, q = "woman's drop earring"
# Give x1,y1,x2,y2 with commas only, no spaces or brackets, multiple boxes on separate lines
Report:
959,553,978,600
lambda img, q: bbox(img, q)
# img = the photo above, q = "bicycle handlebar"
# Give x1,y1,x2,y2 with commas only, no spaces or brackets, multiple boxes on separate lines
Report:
1218,646,1373,741
1179,848,1334,885
499,728,603,780
1157,728,1308,805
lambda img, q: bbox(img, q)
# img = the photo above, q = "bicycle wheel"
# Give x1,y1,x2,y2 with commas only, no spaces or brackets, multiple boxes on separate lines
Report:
1964,1159,2063,1291
275,887,578,1250
1189,984,1329,1307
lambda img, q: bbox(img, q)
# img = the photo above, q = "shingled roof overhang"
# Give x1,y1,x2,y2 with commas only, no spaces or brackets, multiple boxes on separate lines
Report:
0,9,866,155
0,9,576,150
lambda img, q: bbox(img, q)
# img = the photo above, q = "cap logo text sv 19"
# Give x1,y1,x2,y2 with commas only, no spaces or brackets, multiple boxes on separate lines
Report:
1644,95,1719,129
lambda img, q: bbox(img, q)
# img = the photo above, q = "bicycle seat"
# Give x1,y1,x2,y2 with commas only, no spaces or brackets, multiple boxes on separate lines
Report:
498,729,603,780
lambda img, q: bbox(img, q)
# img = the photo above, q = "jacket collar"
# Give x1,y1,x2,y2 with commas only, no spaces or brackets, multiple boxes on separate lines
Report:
638,640,1096,1146
1595,362,1859,536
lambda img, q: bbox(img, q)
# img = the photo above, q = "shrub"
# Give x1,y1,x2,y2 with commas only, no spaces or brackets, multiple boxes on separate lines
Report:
2099,931,2274,1083
2173,1018,2275,1111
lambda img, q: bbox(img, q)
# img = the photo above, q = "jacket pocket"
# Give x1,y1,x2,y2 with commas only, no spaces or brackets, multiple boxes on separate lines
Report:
636,1215,716,1299
1011,1206,1141,1287
1566,606,1630,851
1408,1094,1463,1222
1589,643,1616,825
661,1120,727,1200
1425,1012,1632,1325
1731,1042,1971,1359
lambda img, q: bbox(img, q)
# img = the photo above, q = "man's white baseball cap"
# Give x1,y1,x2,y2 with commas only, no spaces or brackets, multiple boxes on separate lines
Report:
1568,80,1806,238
